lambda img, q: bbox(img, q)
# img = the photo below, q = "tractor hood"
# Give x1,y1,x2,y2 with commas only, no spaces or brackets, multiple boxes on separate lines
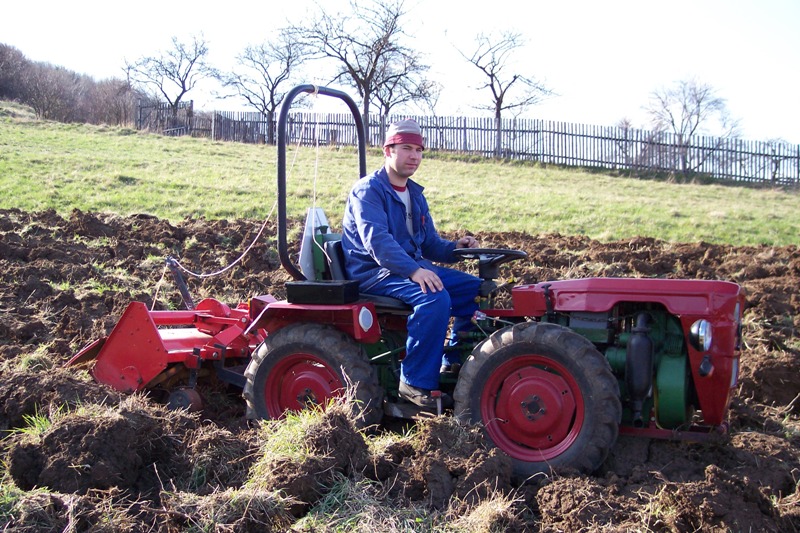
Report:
509,277,743,318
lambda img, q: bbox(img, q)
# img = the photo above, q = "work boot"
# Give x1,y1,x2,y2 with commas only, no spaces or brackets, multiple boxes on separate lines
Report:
398,381,453,409
439,362,462,376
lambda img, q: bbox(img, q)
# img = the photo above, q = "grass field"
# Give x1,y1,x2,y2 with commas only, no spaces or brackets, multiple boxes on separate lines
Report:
2,100,797,247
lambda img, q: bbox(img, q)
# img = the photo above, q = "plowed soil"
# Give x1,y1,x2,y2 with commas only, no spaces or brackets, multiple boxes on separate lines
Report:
1,207,798,531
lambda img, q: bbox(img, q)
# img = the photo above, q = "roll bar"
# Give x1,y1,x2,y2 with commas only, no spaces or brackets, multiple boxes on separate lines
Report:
276,85,367,280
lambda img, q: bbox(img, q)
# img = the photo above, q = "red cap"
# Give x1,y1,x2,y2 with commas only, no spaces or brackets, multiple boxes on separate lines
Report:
384,118,424,150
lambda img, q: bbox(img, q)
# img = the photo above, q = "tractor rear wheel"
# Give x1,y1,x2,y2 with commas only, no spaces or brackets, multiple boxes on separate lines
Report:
243,323,383,427
454,322,621,480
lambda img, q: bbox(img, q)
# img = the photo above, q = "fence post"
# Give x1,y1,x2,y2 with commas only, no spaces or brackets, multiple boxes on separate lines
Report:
796,145,800,186
493,116,500,158
266,111,274,144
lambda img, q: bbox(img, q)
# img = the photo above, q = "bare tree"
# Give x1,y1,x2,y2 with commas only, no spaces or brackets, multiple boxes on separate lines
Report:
218,29,307,143
0,44,29,100
457,31,551,157
20,62,87,121
645,78,740,174
125,35,215,120
412,80,443,117
287,0,431,139
2,43,144,126
88,78,139,126
369,44,434,117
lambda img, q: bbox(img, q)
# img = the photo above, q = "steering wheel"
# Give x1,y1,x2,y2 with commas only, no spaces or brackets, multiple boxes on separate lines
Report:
452,248,528,280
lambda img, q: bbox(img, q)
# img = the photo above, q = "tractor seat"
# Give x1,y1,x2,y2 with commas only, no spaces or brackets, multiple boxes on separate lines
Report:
323,240,411,313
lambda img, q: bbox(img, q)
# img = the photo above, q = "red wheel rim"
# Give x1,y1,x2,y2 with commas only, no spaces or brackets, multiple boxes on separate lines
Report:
481,354,584,461
264,352,343,417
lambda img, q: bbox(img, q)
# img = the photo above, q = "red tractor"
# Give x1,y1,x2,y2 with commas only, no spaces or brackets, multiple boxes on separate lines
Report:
69,85,745,479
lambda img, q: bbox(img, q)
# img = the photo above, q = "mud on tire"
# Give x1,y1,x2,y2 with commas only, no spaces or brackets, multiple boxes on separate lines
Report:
454,321,621,480
243,323,384,428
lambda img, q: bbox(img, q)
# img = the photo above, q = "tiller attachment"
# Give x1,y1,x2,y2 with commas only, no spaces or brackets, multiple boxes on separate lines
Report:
67,297,261,393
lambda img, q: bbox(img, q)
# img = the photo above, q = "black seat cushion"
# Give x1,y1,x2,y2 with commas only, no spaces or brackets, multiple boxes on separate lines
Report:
323,239,410,313
324,239,347,281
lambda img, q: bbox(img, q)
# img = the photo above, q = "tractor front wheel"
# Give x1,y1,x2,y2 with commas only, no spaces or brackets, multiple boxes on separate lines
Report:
454,322,621,480
243,323,383,427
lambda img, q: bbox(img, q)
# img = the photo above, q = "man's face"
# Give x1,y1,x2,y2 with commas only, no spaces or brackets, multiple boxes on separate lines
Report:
385,143,423,179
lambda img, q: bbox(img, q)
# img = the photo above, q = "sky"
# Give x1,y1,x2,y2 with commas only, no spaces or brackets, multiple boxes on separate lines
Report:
2,0,799,144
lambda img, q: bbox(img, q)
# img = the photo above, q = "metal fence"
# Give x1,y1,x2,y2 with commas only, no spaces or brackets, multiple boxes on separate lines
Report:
135,103,800,186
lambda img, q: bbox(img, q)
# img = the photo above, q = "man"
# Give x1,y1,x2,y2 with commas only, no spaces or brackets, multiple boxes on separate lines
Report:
341,118,481,408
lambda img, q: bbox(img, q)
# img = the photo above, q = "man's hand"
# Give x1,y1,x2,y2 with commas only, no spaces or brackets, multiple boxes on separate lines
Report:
456,236,479,248
410,267,443,293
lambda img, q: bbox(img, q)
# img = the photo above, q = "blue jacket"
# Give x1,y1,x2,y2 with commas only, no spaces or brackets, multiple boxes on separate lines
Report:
342,167,457,291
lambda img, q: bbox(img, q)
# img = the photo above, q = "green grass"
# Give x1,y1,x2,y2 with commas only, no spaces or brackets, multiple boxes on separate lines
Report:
1,101,797,246
295,474,437,531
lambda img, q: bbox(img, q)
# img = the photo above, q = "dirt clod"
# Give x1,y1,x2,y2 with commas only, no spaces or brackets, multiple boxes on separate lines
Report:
1,208,798,530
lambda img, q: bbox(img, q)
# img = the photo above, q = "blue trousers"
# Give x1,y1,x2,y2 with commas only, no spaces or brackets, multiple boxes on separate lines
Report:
366,265,481,389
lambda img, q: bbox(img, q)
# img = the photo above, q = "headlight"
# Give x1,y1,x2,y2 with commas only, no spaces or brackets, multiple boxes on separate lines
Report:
689,319,713,352
358,306,374,332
